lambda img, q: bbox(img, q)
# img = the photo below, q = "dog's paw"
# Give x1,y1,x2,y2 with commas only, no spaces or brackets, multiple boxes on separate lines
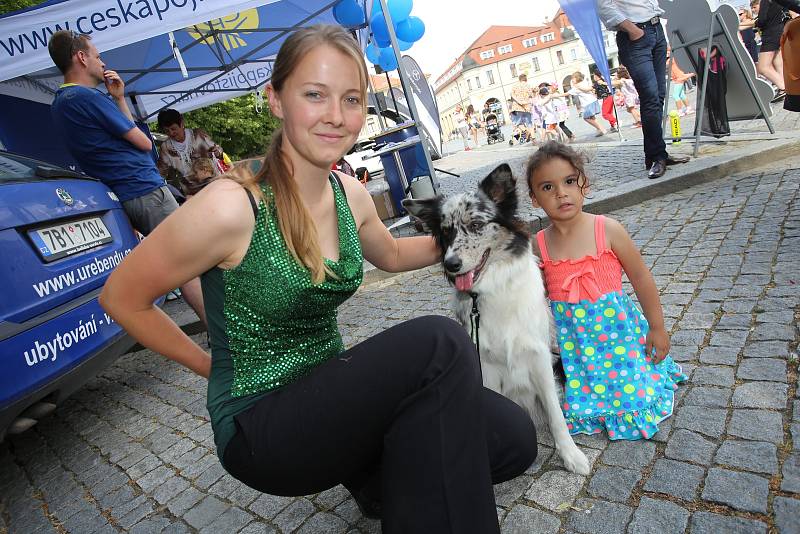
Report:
560,445,591,475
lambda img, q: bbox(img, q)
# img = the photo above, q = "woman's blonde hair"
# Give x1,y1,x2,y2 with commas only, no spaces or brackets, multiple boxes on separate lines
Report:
572,71,585,82
235,24,367,284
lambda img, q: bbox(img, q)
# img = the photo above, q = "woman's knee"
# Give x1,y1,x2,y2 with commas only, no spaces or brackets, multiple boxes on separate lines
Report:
404,315,481,375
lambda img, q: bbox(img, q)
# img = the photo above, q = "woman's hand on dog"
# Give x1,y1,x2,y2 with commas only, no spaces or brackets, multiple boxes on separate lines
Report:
646,327,670,364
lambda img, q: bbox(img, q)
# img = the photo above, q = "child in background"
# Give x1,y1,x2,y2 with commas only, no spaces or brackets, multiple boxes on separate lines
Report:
612,66,642,127
668,56,696,116
568,72,606,137
526,142,686,440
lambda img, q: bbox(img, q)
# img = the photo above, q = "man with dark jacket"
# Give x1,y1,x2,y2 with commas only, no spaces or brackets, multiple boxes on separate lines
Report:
596,0,689,179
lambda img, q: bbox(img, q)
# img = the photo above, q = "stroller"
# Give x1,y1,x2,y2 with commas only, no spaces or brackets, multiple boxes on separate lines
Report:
484,113,504,144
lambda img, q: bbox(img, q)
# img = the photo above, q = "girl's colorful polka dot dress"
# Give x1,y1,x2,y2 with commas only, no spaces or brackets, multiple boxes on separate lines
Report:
536,216,687,440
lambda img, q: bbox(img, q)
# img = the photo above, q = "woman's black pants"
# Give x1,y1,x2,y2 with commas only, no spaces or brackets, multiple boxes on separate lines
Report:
223,316,538,534
559,121,574,138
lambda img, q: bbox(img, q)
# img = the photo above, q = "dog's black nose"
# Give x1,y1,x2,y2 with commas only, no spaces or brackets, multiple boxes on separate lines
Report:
443,256,462,273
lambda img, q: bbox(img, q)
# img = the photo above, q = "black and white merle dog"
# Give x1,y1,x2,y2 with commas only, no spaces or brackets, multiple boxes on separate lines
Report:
403,164,590,475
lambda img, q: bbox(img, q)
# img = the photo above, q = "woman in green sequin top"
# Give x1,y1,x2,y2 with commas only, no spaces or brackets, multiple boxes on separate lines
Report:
101,24,537,533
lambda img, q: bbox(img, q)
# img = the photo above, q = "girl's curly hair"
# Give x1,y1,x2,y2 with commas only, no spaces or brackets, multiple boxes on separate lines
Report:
525,141,591,197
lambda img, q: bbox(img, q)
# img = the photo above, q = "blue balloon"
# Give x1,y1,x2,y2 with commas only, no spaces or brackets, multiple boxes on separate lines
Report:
397,39,413,51
396,16,425,42
387,0,413,23
333,0,366,27
365,42,381,64
378,46,398,71
370,12,391,47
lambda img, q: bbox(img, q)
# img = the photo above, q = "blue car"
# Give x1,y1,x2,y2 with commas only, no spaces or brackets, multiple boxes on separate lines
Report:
0,150,145,441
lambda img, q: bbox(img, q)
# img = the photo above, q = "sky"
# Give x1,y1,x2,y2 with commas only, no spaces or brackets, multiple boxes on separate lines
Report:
402,0,562,81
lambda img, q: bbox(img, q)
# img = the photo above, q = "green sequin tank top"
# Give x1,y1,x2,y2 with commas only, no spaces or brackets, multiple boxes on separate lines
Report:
202,174,363,462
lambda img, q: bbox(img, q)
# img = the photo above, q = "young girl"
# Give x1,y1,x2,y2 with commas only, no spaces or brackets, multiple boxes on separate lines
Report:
612,66,642,127
568,71,606,137
526,142,686,440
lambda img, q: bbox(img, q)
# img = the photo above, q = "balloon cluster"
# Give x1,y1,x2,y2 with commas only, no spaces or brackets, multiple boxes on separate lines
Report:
332,0,425,72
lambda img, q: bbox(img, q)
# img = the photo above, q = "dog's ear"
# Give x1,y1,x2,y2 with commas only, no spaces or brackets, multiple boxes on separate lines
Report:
479,164,517,217
402,196,443,232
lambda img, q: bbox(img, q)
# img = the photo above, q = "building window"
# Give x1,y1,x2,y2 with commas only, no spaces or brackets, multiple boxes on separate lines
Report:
570,48,577,60
510,63,517,78
541,32,555,42
498,44,513,54
556,50,564,64
467,79,472,91
522,37,537,47
475,76,481,89
479,49,495,60
532,57,540,71
486,70,495,85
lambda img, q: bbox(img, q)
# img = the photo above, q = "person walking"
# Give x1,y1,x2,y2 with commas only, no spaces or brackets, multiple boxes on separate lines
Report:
592,71,619,132
47,30,206,325
596,0,690,179
754,0,788,99
454,103,471,151
466,104,483,148
99,25,537,533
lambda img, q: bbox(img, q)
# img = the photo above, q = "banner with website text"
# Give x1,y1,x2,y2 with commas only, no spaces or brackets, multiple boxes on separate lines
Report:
0,0,278,83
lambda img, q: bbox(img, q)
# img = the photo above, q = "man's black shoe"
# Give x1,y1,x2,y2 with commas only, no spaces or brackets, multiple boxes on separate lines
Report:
648,160,667,179
645,154,690,169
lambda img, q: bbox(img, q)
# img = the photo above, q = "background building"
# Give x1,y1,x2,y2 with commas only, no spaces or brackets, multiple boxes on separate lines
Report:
433,9,619,138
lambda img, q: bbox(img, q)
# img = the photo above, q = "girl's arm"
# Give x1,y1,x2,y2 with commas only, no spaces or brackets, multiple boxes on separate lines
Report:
338,172,440,272
605,217,670,363
99,179,255,377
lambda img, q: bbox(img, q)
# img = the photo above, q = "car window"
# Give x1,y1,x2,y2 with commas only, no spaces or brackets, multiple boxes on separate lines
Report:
0,153,36,181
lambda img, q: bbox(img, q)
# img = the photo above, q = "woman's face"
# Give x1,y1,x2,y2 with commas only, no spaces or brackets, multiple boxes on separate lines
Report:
268,45,365,171
164,122,186,142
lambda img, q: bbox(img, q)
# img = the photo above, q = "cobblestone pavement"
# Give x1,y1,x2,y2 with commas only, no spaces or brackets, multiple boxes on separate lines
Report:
1,155,798,532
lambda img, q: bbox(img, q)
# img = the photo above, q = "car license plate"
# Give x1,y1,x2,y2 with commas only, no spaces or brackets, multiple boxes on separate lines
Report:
28,216,113,262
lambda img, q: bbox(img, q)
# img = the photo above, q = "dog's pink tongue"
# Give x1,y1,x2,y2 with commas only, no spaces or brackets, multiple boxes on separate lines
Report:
455,271,474,292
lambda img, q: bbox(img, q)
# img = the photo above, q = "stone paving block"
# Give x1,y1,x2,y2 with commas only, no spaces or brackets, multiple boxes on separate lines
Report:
698,346,738,365
691,366,735,387
600,440,655,468
208,473,243,500
129,515,175,534
651,415,673,443
715,313,752,330
722,299,757,314
701,467,769,513
732,382,788,409
117,499,156,530
238,522,277,534
715,439,778,475
709,330,749,348
60,507,110,534
586,466,641,502
773,496,800,534
626,497,688,534
565,498,632,534
166,486,205,517
689,511,767,534
782,453,800,493
751,323,795,341
643,458,704,500
743,341,791,359
199,506,254,534
682,386,731,408
729,409,785,444
550,445,602,473
737,358,787,382
494,474,533,508
525,446,553,475
670,329,706,348
674,406,727,438
183,495,229,530
274,498,316,533
664,429,716,464
572,431,610,450
315,485,351,510
525,470,586,511
152,474,191,505
249,493,295,520
136,464,174,493
194,461,227,490
125,454,162,480
501,505,560,534
334,498,361,524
